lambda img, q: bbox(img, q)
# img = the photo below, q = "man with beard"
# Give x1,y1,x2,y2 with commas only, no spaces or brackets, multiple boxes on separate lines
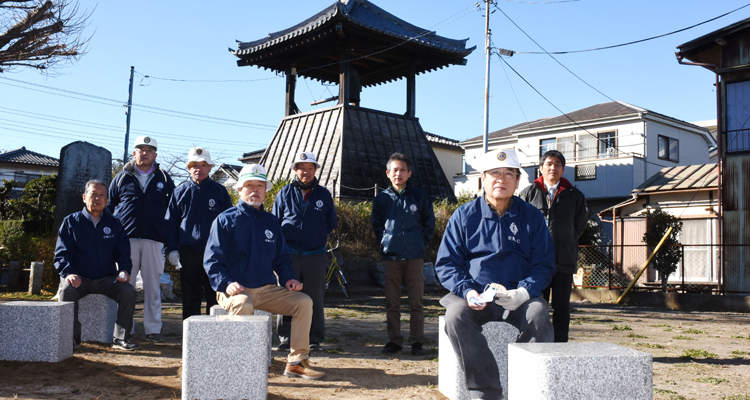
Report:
272,152,337,352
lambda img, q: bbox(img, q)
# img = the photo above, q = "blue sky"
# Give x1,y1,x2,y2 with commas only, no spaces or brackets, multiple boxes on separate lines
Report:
1,0,746,169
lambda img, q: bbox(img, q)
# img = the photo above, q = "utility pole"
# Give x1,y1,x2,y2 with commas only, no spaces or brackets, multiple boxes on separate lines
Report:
483,0,491,153
123,66,135,163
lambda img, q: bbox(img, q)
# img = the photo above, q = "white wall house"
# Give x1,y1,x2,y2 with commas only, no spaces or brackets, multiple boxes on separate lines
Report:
456,101,716,242
0,147,59,199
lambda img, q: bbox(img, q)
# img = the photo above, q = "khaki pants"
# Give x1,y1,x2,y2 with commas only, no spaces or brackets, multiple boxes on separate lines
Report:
217,284,312,363
383,259,425,345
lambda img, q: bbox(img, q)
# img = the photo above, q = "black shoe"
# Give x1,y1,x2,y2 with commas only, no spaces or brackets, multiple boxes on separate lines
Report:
112,338,139,351
276,342,290,352
411,342,424,356
381,341,402,354
144,333,163,343
74,337,82,349
310,343,323,351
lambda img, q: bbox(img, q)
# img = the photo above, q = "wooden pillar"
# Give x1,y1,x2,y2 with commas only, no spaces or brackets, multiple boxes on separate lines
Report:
285,66,297,116
406,61,416,118
339,46,350,105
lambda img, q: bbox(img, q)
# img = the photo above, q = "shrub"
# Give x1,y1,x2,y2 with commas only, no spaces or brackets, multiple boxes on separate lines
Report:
0,222,57,291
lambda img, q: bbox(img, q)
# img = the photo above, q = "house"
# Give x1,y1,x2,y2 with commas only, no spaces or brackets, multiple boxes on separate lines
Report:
599,164,719,287
676,16,750,294
457,101,716,242
210,163,243,189
0,147,59,198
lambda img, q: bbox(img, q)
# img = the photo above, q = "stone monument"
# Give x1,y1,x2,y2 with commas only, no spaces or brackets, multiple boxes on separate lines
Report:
54,141,112,228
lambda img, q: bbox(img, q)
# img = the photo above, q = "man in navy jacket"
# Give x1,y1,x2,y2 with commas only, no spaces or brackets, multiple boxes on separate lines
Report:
436,149,554,400
204,164,326,380
56,180,138,351
165,147,232,319
108,135,175,342
372,152,435,356
272,151,337,351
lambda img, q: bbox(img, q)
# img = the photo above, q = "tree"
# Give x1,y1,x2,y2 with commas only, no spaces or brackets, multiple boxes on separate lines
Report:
0,179,17,220
0,0,91,73
642,208,683,290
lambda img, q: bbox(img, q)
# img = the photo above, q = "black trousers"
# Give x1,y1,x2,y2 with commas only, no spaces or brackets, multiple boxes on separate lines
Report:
277,253,328,345
179,245,217,319
541,271,574,342
59,274,136,342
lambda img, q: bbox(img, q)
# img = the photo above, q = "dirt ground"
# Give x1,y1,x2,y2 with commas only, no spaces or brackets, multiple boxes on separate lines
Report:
1,290,750,400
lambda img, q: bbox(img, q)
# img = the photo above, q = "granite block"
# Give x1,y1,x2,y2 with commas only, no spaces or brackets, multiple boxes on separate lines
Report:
0,301,74,362
439,316,520,400
182,315,271,400
76,294,117,343
508,342,653,400
209,304,271,317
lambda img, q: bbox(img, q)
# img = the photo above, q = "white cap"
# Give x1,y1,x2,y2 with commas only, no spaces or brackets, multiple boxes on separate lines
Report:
134,135,157,150
234,164,272,191
187,147,214,166
479,148,520,172
289,151,321,170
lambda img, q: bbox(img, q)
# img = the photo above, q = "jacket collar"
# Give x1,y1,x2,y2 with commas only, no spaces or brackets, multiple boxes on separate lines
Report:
480,194,519,219
123,160,161,175
533,175,573,195
236,198,263,216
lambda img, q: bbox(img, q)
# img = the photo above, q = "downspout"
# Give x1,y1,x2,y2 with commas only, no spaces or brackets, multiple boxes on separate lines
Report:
675,54,722,292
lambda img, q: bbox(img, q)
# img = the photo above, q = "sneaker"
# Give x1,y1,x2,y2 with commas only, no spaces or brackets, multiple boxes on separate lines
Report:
381,341,402,354
276,342,290,352
144,334,163,343
112,338,139,351
284,359,327,380
310,343,323,352
411,342,424,356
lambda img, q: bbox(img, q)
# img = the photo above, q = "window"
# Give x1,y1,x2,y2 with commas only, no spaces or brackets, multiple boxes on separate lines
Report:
598,131,617,157
13,172,41,189
726,80,750,153
657,135,679,162
557,136,576,162
540,138,556,157
575,164,596,181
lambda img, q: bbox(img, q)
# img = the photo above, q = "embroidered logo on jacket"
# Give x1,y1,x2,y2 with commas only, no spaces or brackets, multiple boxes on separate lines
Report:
157,182,164,190
264,229,275,243
103,226,114,239
209,199,216,208
409,204,418,213
507,222,521,244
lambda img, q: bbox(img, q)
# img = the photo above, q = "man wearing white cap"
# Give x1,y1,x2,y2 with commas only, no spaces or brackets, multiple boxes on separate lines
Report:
435,149,554,400
272,151,337,352
109,135,175,342
165,147,232,319
204,164,326,380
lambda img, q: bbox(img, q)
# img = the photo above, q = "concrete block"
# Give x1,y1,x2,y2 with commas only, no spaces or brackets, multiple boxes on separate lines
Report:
439,316,520,400
508,342,653,400
182,315,271,400
76,294,117,343
209,304,272,317
0,301,74,362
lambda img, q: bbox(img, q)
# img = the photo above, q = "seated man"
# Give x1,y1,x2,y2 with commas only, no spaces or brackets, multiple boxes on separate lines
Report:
435,149,555,400
204,164,326,380
55,180,138,351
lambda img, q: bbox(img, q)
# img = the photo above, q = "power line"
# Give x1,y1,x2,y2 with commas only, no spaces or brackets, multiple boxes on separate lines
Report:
513,3,750,54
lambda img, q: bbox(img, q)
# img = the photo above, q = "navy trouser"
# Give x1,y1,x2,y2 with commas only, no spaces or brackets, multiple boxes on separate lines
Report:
179,245,217,320
541,271,574,342
441,293,553,400
277,253,328,345
59,274,136,342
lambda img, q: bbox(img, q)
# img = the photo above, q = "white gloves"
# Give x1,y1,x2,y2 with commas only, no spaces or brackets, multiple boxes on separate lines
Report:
494,287,530,311
168,251,180,267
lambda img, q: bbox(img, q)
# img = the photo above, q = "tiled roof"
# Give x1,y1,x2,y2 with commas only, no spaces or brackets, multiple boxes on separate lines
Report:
424,132,461,150
633,164,717,193
0,147,59,167
239,149,266,162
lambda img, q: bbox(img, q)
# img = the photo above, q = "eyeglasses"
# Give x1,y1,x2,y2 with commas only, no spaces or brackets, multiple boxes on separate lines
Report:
136,147,156,154
486,169,519,180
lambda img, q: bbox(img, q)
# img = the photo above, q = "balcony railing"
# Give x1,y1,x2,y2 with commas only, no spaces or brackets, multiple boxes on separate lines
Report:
537,137,627,163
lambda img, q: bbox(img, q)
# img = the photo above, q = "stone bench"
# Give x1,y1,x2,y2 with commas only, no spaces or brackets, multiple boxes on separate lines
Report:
209,304,272,318
182,315,271,400
74,294,117,343
508,342,653,400
0,301,74,362
439,316,520,400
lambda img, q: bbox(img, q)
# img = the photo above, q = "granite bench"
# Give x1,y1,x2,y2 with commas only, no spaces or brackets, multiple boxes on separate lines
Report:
439,316,520,400
0,301,74,362
182,315,272,400
74,294,117,343
507,342,653,400
211,304,274,365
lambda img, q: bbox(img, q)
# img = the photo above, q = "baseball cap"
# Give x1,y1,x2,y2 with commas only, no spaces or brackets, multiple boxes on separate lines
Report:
234,164,272,191
187,147,214,166
479,149,520,172
289,151,321,170
134,136,157,150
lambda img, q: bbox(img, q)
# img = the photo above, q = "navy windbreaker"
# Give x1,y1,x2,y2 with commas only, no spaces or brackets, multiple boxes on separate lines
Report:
272,183,337,254
204,199,296,293
164,178,232,252
108,161,175,242
372,184,435,260
55,209,132,279
435,195,555,299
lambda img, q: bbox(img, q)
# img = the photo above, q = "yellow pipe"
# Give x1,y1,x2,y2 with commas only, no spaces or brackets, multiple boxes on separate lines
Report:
615,226,674,304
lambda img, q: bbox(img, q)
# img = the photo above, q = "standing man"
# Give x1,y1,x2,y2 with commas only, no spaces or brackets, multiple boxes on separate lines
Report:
204,164,326,380
56,180,138,350
519,150,588,343
436,149,555,400
372,152,435,356
165,147,232,319
273,152,337,352
108,136,175,342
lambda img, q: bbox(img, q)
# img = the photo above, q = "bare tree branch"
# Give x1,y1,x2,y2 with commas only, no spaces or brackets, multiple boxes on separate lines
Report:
0,0,92,73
